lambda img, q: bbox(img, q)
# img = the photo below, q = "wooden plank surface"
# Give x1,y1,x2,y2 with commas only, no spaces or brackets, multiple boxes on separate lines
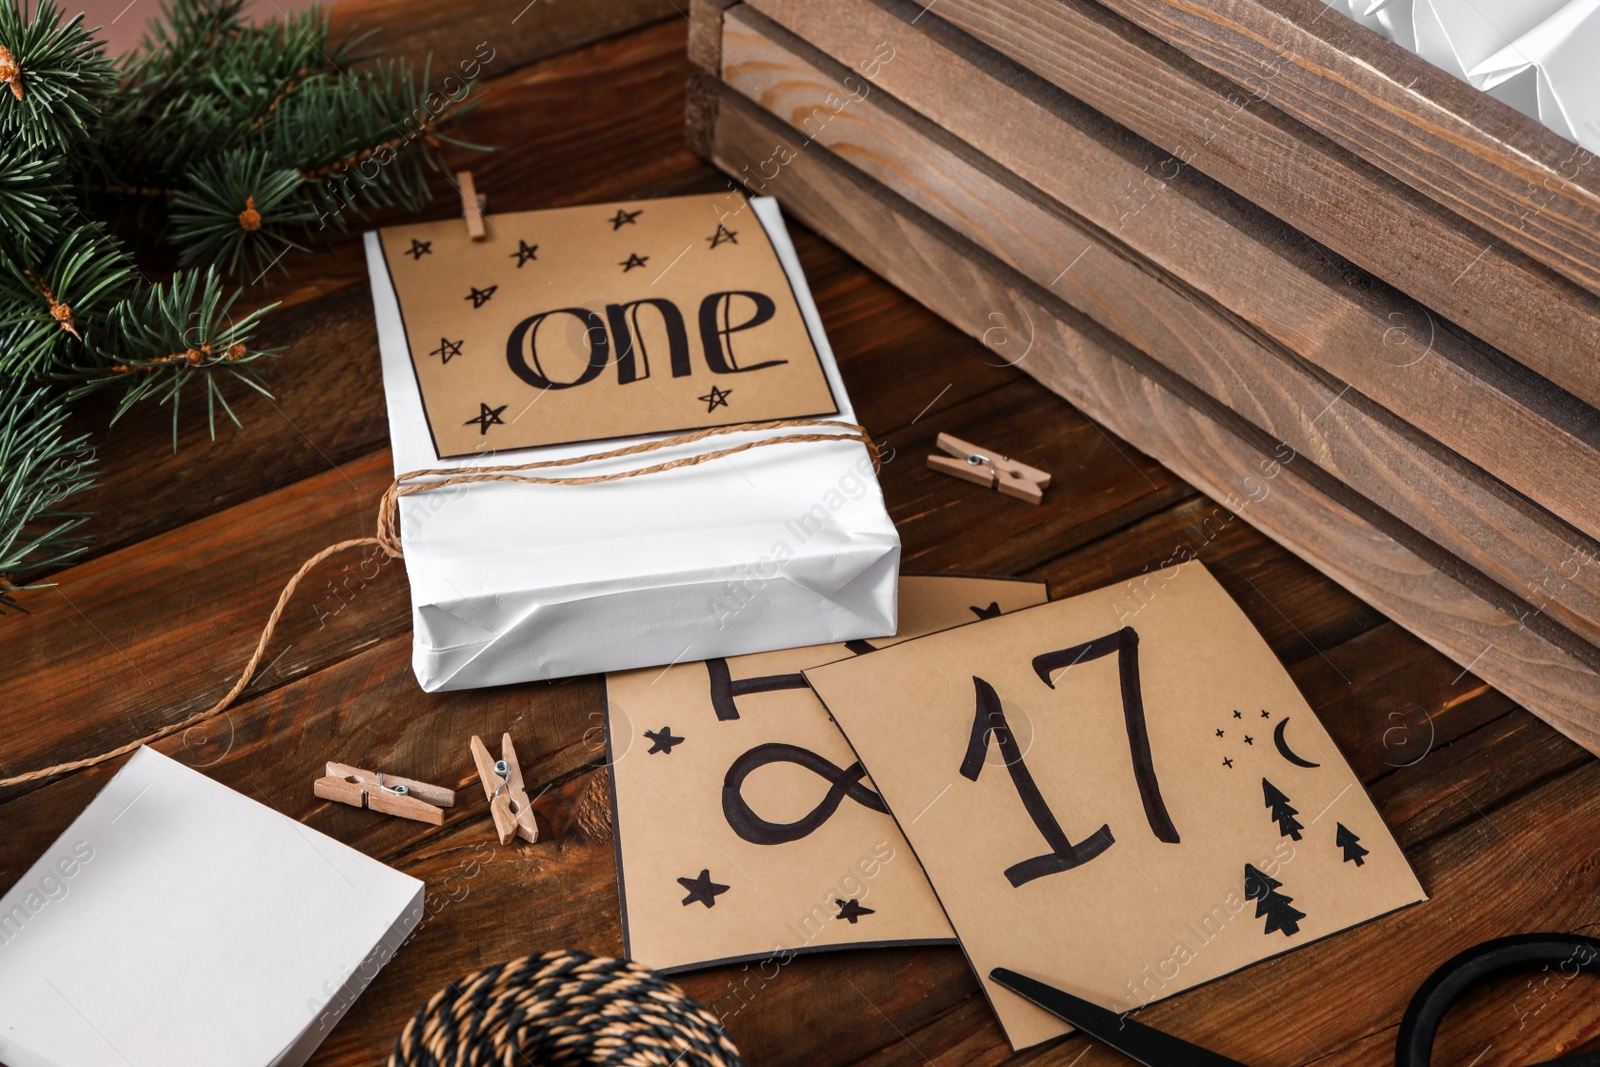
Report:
329,0,677,78
714,4,1600,665
1090,0,1600,302
925,0,1600,412
739,0,1600,553
3,10,1598,1067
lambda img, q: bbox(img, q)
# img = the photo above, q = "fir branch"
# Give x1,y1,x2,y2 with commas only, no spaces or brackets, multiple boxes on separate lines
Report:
274,56,482,226
131,0,249,76
0,135,66,239
67,266,278,447
0,375,94,612
0,0,115,152
169,148,314,277
0,221,137,362
104,2,356,184
0,0,489,621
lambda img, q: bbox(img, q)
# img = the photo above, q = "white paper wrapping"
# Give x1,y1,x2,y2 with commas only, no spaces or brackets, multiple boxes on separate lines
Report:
365,198,901,691
1321,0,1600,151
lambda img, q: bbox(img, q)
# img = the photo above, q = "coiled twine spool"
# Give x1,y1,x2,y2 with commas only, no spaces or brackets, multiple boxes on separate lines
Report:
390,950,742,1067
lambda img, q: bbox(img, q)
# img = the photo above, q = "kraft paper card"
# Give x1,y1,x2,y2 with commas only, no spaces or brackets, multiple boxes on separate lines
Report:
804,562,1426,1049
605,574,1049,972
376,191,840,458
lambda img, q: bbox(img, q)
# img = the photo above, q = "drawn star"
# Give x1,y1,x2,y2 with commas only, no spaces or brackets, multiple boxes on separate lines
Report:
609,208,643,230
678,869,729,908
644,726,685,755
405,238,432,260
1223,757,1234,769
969,601,1002,621
430,337,463,363
1244,735,1255,746
465,284,498,308
835,898,875,924
620,252,650,272
509,239,538,267
464,402,506,435
707,224,738,249
698,385,732,412
1215,729,1225,738
1261,709,1272,719
1233,709,1243,719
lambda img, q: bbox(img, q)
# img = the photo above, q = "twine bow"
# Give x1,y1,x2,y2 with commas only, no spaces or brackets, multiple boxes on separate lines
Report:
0,419,877,789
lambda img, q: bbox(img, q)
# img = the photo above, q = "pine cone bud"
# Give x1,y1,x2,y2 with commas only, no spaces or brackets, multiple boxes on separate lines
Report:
0,46,21,101
238,195,262,232
50,302,79,337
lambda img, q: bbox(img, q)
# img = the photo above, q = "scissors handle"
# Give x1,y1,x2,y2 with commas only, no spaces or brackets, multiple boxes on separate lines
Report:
991,968,1252,1067
1397,933,1600,1067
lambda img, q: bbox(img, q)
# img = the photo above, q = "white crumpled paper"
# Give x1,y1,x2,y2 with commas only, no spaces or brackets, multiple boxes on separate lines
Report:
1321,0,1600,151
364,198,901,691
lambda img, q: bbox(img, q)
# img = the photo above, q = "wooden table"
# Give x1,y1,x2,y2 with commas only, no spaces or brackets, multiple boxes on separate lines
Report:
4,5,1599,1064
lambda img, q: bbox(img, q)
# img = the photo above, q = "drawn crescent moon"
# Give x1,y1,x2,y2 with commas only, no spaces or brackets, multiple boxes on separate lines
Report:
1273,718,1321,769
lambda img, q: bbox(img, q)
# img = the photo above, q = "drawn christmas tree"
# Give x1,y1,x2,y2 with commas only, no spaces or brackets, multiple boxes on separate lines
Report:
1262,778,1304,841
1336,823,1369,866
1244,864,1305,937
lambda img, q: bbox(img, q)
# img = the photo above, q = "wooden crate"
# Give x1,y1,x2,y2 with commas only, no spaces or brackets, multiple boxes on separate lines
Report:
685,0,1600,752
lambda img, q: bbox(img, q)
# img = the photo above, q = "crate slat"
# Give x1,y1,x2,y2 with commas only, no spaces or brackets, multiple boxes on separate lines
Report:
925,0,1600,412
1093,0,1600,301
689,75,1600,752
715,4,1600,658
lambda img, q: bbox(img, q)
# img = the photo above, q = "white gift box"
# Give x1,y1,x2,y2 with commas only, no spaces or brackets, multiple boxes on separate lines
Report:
0,748,423,1067
365,197,901,691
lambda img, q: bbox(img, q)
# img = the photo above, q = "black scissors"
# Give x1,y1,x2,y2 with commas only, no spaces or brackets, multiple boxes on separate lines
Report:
993,932,1600,1066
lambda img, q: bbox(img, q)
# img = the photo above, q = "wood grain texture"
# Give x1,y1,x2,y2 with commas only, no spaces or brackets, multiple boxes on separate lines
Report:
1089,0,1600,302
687,0,740,74
0,451,410,797
716,6,1600,667
739,0,1600,550
696,79,1600,753
329,0,678,78
4,12,1598,1067
926,0,1600,412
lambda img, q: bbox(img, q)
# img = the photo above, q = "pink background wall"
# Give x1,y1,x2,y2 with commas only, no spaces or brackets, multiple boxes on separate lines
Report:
73,0,327,55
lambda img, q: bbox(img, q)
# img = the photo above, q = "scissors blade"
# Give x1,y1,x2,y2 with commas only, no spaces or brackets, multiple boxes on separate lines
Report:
990,969,1252,1067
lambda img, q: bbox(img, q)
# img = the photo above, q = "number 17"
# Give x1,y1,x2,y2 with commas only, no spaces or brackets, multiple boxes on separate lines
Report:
961,627,1179,887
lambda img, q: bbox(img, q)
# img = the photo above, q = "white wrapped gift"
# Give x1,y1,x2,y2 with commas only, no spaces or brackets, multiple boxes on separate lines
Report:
364,196,900,690
1322,0,1600,151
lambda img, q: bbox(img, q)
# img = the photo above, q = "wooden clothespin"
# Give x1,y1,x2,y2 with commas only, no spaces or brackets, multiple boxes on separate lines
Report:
927,432,1052,505
457,170,486,241
471,734,538,844
314,762,456,825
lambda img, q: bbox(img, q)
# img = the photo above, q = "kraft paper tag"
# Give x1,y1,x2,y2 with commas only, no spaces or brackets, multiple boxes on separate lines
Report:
377,192,840,458
804,562,1426,1049
604,575,1048,976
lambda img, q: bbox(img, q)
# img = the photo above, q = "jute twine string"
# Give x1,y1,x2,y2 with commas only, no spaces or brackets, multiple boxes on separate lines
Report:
389,950,741,1066
0,419,875,790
